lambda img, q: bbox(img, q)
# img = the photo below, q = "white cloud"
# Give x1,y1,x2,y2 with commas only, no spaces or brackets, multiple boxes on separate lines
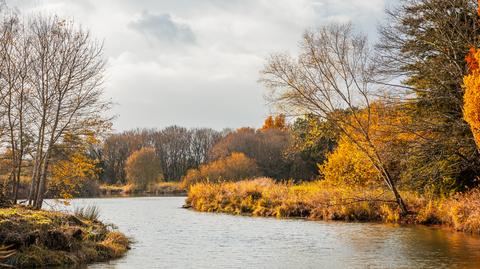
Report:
129,11,196,44
6,0,392,131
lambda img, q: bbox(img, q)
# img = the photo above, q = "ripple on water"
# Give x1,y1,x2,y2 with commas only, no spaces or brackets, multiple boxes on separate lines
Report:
47,197,480,269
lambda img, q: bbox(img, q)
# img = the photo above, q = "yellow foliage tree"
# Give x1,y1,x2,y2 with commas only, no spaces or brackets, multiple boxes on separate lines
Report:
319,137,380,187
464,48,480,148
50,152,100,199
49,134,102,199
320,103,420,189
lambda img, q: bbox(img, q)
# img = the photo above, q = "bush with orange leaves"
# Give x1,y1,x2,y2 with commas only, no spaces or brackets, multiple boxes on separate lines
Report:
181,152,261,188
464,47,480,148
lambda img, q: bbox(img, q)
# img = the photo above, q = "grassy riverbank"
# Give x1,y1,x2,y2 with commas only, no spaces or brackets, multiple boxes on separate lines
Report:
185,178,480,234
100,182,186,196
0,206,130,268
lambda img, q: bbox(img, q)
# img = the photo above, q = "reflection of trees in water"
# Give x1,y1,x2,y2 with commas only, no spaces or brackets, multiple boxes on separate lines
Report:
340,224,480,268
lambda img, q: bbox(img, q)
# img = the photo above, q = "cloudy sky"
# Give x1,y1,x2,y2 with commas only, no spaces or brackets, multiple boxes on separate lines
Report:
8,0,395,131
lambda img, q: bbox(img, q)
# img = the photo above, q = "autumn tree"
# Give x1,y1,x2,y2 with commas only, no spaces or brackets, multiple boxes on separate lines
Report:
182,152,260,188
320,137,380,187
464,42,480,149
261,116,274,130
376,0,480,191
26,15,110,209
261,23,409,214
209,127,310,180
261,114,286,130
0,10,111,207
125,147,162,189
48,135,101,199
102,132,144,184
274,114,286,129
289,114,340,178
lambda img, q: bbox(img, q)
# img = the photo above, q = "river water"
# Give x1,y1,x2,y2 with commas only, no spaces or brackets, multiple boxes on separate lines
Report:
51,196,480,269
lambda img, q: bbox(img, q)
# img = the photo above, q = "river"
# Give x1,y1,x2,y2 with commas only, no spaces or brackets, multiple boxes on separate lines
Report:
49,196,480,269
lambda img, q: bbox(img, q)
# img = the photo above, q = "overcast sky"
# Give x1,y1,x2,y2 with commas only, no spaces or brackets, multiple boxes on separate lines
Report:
8,0,395,131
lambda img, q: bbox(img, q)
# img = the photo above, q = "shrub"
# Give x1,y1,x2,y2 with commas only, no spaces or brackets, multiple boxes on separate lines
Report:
319,138,380,187
125,147,162,190
181,152,261,188
439,189,480,233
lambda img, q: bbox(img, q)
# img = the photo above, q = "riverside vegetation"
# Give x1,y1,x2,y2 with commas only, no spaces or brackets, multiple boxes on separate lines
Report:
0,4,131,267
2,0,480,267
0,206,130,267
186,178,480,234
183,0,480,235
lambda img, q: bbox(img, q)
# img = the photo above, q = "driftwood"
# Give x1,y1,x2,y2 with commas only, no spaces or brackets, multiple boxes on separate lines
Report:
0,245,16,268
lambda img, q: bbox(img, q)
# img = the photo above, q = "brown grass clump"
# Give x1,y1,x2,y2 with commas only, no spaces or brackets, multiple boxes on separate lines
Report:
438,189,480,233
186,178,480,234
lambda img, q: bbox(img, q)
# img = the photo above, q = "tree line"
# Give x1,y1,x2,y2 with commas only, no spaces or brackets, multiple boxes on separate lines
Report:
100,127,225,184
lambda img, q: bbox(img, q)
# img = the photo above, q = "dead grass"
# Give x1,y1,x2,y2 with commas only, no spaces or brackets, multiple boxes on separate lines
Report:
100,182,185,196
186,178,480,234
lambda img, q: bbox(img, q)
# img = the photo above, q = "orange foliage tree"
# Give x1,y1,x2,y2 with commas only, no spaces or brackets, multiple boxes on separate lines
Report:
125,147,162,189
262,116,275,130
261,114,286,130
464,47,480,149
182,152,261,188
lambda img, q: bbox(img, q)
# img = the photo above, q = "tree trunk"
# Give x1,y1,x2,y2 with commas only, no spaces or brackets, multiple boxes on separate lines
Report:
28,158,39,206
381,166,408,216
34,152,50,209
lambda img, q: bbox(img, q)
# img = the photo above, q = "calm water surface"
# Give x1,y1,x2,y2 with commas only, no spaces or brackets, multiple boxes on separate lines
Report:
50,196,480,269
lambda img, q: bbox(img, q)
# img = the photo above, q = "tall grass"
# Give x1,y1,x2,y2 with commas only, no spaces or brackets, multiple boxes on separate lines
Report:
74,205,101,222
186,178,480,233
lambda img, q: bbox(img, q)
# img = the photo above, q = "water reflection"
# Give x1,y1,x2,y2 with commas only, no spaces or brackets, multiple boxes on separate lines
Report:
50,197,480,269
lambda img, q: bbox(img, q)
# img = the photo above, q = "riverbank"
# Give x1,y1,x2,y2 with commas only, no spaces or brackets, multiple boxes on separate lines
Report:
100,182,186,197
0,206,130,268
185,178,480,234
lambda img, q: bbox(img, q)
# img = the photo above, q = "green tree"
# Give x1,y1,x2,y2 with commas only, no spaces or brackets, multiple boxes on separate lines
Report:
289,114,339,178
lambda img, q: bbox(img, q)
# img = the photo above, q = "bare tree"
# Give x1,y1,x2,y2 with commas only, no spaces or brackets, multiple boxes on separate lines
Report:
25,15,109,209
261,23,408,215
0,10,31,203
